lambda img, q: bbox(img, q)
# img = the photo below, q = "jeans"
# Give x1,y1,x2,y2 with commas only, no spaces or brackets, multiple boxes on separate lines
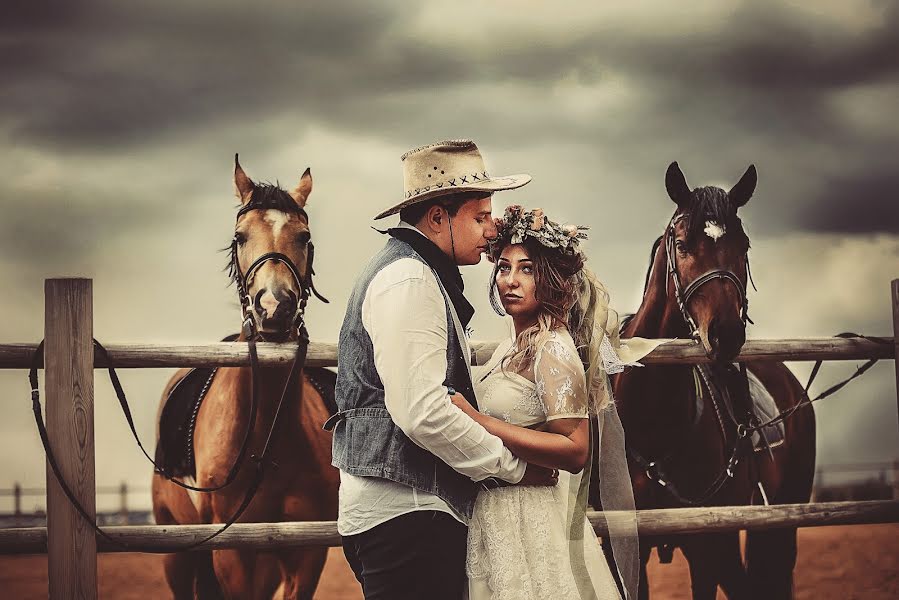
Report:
342,510,468,600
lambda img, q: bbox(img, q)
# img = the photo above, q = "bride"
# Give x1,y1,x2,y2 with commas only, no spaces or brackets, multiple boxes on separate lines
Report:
450,205,662,600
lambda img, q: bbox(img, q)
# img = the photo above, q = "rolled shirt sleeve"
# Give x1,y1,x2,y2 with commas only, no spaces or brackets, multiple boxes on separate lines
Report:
363,258,525,483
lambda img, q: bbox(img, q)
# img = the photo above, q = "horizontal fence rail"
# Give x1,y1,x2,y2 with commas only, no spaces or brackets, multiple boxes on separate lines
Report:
0,336,893,369
0,500,896,555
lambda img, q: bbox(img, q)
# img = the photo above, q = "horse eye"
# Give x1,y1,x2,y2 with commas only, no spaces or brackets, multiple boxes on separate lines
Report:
297,231,311,246
234,232,247,246
675,240,688,254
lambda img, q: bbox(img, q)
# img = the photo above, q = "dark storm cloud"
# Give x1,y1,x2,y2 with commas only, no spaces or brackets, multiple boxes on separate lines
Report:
806,168,899,233
2,0,897,237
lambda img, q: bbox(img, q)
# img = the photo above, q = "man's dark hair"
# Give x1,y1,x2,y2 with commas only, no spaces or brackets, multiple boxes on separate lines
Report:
399,191,490,225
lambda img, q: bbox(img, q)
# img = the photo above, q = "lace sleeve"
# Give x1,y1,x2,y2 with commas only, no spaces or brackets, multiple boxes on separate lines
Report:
534,332,589,421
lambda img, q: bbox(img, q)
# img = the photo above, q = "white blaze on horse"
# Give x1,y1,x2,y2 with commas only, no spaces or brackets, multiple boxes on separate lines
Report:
152,156,338,599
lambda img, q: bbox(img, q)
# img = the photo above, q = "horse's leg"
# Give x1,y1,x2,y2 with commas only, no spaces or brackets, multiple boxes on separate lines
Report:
745,364,816,600
638,542,652,600
276,548,329,600
159,553,197,600
715,533,751,600
681,535,723,600
153,500,197,599
745,467,809,600
212,548,258,600
196,550,226,600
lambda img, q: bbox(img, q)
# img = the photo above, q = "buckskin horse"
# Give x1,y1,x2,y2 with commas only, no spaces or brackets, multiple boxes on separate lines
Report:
610,163,816,599
152,157,338,599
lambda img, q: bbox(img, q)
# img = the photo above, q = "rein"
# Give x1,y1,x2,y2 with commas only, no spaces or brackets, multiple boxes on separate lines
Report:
27,204,323,552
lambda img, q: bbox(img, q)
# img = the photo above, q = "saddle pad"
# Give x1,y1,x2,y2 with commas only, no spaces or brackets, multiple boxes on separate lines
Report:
155,366,216,479
747,370,785,453
305,366,338,416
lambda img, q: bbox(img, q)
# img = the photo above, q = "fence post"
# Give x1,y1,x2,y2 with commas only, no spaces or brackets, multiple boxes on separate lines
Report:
893,279,899,442
119,482,128,523
13,483,21,517
45,278,96,599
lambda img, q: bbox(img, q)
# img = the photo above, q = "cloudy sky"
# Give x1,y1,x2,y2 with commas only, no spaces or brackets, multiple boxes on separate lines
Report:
1,0,897,511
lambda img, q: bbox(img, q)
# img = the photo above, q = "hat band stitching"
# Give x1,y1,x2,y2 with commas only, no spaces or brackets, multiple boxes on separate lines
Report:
403,171,492,199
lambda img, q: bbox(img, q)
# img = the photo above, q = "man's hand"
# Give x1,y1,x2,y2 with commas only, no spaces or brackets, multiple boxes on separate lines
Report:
516,462,559,487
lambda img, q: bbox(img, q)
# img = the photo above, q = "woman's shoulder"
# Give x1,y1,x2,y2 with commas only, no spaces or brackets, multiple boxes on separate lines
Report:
536,327,579,362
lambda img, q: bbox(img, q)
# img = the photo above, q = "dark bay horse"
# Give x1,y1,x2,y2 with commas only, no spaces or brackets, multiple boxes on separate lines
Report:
612,163,816,599
152,157,338,599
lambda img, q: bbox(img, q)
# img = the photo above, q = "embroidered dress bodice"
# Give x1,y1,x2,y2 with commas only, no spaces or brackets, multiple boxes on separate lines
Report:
474,329,588,429
466,328,621,600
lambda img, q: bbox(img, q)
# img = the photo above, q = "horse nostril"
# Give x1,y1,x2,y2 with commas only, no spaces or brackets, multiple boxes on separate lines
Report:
254,289,267,317
708,317,720,347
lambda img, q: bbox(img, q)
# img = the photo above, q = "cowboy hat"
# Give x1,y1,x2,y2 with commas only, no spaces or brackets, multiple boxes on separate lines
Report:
374,139,531,219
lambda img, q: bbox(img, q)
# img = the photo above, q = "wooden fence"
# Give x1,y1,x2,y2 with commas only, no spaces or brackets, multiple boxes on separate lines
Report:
0,277,896,597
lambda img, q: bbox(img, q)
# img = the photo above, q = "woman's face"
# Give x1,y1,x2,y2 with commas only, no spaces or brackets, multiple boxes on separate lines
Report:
496,244,540,320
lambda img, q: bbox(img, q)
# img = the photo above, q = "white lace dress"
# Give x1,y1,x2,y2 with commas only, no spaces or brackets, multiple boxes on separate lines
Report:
466,330,622,600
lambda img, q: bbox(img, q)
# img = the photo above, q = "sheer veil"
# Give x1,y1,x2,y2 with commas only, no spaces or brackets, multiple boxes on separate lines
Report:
565,269,666,600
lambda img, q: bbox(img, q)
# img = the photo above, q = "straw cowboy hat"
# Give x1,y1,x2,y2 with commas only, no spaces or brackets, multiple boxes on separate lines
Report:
374,139,531,219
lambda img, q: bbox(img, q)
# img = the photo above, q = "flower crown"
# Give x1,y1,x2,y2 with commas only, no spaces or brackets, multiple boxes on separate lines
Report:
488,205,589,260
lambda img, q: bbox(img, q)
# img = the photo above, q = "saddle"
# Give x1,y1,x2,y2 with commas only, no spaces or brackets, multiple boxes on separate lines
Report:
745,370,785,453
155,334,338,479
696,363,785,454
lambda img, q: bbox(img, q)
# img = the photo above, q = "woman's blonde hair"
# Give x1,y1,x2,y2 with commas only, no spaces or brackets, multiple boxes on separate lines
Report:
490,239,619,412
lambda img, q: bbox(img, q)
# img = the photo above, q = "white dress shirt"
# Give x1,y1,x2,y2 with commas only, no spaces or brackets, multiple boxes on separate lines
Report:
338,222,526,536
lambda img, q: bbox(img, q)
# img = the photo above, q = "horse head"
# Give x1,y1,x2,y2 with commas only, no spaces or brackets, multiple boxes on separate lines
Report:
664,161,756,363
228,154,322,342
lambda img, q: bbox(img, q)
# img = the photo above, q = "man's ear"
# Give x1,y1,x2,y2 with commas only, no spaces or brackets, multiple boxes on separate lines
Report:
424,204,445,232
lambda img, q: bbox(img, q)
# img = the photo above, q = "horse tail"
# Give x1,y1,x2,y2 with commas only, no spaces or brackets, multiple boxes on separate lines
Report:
745,365,817,600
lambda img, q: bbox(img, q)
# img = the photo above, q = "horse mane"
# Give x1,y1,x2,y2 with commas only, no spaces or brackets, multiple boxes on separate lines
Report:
222,182,308,286
679,186,749,249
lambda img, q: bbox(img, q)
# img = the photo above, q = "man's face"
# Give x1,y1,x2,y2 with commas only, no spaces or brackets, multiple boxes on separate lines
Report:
448,194,498,265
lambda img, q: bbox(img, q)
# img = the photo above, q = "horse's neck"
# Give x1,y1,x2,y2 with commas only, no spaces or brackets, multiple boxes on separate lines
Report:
624,234,690,341
616,234,696,446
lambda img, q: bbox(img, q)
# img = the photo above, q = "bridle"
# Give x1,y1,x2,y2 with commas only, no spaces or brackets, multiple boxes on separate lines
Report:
664,212,755,341
231,202,328,340
27,202,328,552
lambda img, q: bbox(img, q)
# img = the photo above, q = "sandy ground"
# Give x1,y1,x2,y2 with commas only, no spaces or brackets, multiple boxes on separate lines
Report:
1,524,897,599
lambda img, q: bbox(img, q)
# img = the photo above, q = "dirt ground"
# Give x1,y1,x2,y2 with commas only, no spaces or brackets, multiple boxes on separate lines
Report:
1,524,896,599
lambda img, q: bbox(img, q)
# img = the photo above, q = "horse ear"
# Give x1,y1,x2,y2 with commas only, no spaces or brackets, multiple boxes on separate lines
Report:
234,154,254,204
729,164,757,208
665,161,691,206
290,168,313,207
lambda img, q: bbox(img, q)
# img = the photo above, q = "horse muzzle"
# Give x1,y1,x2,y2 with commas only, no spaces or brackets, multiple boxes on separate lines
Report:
253,288,300,340
699,316,746,363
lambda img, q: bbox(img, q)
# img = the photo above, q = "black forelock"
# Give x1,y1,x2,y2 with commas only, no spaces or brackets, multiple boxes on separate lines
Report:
239,181,307,217
678,186,747,247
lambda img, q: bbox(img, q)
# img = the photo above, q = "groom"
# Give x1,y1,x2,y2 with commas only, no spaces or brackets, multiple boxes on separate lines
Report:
325,139,557,599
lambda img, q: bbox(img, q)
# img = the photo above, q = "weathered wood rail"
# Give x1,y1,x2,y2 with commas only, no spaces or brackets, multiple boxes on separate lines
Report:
1,500,896,555
0,336,892,369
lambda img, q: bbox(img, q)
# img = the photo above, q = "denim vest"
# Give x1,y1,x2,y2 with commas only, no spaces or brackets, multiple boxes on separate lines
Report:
325,237,481,518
